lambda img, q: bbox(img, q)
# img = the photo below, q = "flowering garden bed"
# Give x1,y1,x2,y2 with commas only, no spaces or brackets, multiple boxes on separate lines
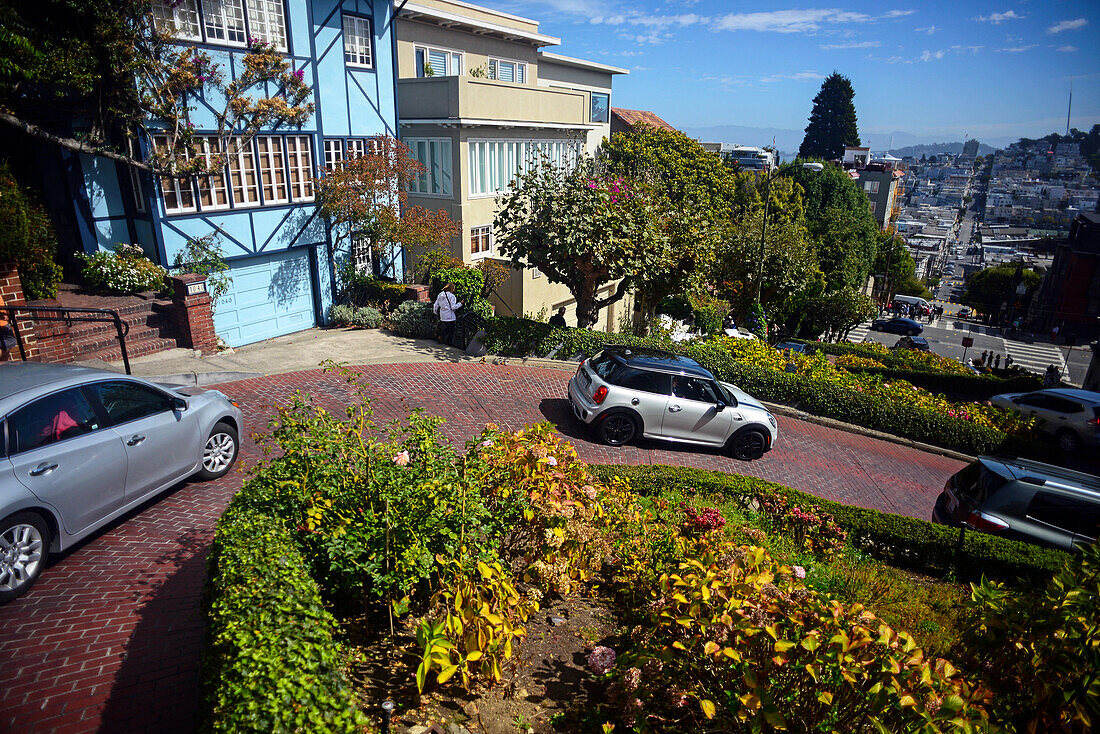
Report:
200,367,1094,733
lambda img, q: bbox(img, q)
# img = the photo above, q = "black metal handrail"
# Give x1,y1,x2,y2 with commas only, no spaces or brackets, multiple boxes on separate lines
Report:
453,310,486,351
2,305,132,374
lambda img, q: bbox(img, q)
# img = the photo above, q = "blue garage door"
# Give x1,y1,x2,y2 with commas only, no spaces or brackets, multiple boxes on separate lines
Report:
213,249,315,347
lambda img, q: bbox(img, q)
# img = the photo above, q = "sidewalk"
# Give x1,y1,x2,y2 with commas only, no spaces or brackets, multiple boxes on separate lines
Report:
79,326,477,383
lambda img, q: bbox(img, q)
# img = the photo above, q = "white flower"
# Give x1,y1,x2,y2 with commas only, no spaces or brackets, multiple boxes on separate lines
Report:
392,450,410,466
546,456,558,466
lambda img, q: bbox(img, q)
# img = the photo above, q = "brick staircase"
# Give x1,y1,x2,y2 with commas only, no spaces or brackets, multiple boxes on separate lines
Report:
49,284,189,364
68,300,185,363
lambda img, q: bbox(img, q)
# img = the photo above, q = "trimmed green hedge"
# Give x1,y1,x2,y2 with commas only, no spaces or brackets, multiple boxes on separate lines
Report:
593,464,1068,586
839,366,1042,401
482,317,1033,456
201,509,367,734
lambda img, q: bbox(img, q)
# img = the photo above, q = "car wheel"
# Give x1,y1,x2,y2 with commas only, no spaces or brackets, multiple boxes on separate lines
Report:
597,413,637,447
1056,429,1081,453
0,512,51,604
730,429,768,461
196,422,239,480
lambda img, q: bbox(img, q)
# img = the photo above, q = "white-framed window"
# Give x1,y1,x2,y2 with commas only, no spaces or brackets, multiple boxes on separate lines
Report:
196,136,231,211
405,138,453,197
245,0,287,51
488,57,526,84
150,0,202,41
415,45,463,77
285,135,314,202
343,15,373,68
346,139,367,159
153,135,197,215
202,0,247,46
227,137,260,207
255,135,289,204
468,139,580,197
470,225,492,257
864,180,880,194
324,139,344,170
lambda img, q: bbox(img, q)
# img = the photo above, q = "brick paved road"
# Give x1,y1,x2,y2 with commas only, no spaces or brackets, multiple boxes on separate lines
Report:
0,363,965,733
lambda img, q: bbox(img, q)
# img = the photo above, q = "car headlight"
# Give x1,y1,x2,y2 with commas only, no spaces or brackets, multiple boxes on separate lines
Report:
766,413,777,429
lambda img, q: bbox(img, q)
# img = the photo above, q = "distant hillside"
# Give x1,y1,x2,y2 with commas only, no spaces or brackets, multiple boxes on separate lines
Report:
891,142,996,158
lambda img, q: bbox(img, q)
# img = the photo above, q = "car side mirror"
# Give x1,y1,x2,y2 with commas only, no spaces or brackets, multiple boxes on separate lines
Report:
715,402,726,412
172,397,188,412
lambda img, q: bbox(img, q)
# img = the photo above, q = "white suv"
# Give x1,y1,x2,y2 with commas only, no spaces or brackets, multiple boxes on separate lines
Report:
567,346,778,460
990,388,1100,452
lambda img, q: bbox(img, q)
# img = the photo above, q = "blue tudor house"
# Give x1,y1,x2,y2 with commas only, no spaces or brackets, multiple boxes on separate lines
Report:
66,0,399,347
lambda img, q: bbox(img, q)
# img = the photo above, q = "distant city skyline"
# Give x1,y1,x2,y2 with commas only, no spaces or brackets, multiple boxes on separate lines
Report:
495,1,1098,144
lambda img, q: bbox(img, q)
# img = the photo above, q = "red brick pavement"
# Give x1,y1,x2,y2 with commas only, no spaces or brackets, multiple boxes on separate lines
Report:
0,363,965,733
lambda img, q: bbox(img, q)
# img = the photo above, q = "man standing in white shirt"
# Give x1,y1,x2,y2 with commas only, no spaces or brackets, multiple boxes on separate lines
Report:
433,283,462,345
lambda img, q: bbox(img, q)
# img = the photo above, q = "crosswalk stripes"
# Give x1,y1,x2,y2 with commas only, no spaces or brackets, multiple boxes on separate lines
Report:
845,323,872,343
1001,339,1068,379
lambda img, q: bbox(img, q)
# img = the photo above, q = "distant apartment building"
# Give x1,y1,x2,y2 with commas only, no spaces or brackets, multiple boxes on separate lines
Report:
1030,212,1100,342
842,147,906,230
963,139,980,157
394,0,628,328
699,143,776,170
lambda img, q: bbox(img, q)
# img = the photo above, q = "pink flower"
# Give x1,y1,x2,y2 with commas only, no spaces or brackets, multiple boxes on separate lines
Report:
480,439,493,447
293,69,305,81
546,456,558,466
623,667,642,692
792,565,806,579
587,646,616,675
392,450,410,466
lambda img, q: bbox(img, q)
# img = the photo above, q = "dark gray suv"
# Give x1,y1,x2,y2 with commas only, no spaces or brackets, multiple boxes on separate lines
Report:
566,346,778,460
932,456,1099,551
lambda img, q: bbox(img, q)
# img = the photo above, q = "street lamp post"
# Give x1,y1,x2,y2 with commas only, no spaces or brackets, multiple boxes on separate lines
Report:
755,161,823,310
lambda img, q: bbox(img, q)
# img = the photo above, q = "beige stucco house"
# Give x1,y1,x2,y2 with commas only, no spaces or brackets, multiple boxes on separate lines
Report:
395,0,629,329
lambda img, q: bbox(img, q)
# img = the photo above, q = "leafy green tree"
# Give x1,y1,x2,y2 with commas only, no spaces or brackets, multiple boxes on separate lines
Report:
600,125,737,332
798,72,861,161
172,232,232,307
493,157,668,329
0,159,62,298
962,263,1041,316
807,287,878,342
872,232,929,299
712,208,823,326
783,162,878,292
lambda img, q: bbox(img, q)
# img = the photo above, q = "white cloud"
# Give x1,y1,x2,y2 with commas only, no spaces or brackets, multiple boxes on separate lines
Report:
820,40,881,50
759,71,824,83
915,25,938,34
920,49,945,61
975,11,1023,24
716,9,866,33
996,44,1038,53
950,44,984,54
1048,18,1087,34
1056,45,1078,52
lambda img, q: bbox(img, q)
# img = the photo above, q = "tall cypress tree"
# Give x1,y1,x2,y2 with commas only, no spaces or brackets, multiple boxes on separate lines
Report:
798,72,861,160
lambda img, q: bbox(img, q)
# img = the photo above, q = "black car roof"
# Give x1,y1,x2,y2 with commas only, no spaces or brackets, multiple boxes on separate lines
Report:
600,346,714,379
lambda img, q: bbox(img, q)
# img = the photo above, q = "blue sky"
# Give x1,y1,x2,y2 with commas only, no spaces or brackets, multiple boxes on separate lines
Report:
495,1,1098,144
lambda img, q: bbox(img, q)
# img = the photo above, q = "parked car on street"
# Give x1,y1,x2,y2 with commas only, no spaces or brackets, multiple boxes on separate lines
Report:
932,455,1099,551
1,363,243,603
957,307,972,318
870,317,924,336
567,346,778,460
989,388,1100,452
893,336,930,351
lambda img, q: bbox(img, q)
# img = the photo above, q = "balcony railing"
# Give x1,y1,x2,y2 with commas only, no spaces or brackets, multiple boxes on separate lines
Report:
397,76,589,128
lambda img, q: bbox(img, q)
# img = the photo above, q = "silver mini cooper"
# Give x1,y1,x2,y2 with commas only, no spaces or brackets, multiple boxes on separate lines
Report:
567,346,778,460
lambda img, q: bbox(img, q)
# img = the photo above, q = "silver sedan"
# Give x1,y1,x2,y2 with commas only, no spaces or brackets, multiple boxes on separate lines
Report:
1,363,243,603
